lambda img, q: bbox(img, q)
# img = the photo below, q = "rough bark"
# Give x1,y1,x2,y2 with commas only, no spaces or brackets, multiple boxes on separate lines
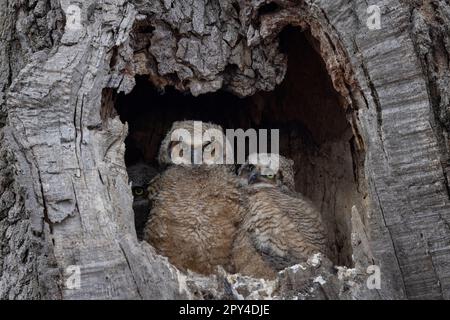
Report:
1,0,449,300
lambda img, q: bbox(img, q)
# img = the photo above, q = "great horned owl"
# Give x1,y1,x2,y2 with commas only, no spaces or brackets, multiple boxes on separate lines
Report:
143,120,245,275
127,162,159,239
237,153,296,192
233,153,327,279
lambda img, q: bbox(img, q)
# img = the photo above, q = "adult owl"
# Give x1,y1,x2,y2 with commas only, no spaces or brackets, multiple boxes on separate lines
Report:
233,153,328,279
127,162,159,239
143,120,245,275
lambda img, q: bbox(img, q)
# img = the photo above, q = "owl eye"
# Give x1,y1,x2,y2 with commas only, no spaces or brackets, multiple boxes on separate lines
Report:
202,141,212,149
132,187,145,196
266,174,275,179
203,141,216,157
168,141,180,154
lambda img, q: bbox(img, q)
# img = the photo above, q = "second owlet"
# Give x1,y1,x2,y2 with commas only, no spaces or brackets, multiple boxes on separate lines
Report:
143,121,245,275
233,153,328,279
127,162,159,240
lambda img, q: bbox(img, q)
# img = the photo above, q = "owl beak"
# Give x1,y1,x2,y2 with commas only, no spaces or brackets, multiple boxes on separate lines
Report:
192,147,203,165
248,172,259,184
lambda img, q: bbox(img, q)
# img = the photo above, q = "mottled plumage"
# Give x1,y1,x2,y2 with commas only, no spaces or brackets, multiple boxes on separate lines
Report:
233,154,327,279
145,165,244,274
143,121,245,275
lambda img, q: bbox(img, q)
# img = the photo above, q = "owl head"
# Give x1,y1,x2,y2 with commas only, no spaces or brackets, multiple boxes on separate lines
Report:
158,120,227,167
127,162,158,198
238,153,295,191
127,162,159,238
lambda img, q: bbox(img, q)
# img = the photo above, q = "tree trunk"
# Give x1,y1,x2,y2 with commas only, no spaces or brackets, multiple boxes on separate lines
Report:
1,0,449,300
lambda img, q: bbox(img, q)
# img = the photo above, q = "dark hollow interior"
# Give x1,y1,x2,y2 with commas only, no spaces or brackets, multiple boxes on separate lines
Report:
112,27,362,266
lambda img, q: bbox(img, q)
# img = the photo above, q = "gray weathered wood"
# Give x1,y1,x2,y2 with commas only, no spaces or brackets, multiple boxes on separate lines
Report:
1,0,449,300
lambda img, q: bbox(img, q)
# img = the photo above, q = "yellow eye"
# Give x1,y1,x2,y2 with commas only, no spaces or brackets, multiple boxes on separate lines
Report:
266,174,275,179
133,187,144,196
